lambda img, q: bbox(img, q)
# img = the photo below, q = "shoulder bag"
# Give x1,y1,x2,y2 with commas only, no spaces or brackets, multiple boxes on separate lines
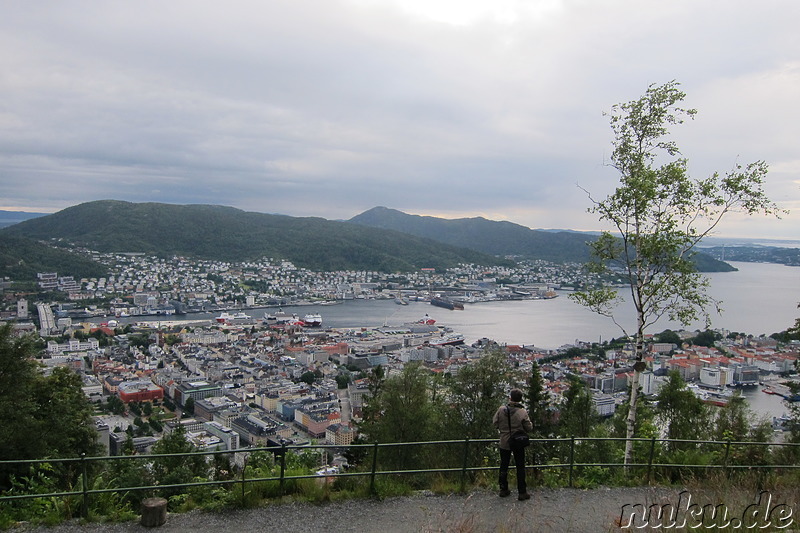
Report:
506,406,530,450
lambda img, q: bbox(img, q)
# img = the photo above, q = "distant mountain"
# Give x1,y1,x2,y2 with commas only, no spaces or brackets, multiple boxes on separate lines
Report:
0,210,47,228
702,246,800,267
349,206,596,263
1,200,512,273
349,206,735,272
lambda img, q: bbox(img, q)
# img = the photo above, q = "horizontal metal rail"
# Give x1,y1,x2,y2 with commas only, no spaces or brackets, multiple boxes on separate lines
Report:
1,436,798,515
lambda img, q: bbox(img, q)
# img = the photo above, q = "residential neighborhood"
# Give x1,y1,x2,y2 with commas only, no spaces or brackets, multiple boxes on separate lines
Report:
1,252,798,464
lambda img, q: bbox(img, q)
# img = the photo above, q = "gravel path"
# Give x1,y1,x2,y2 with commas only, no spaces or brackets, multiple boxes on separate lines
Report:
13,487,699,533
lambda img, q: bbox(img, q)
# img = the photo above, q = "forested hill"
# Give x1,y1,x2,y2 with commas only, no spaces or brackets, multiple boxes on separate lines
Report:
349,206,735,272
0,234,108,280
349,206,595,263
0,200,512,273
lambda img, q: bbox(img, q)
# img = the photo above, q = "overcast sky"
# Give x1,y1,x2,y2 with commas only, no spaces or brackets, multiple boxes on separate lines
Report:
2,0,798,239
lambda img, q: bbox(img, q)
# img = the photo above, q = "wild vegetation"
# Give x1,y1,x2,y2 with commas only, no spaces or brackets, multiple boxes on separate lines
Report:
3,341,800,528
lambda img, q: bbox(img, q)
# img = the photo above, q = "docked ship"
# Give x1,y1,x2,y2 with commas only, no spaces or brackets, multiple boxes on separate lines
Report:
429,333,465,346
689,383,733,407
430,296,464,310
416,314,436,325
302,313,323,327
264,309,316,327
215,311,251,323
265,309,298,323
762,383,800,402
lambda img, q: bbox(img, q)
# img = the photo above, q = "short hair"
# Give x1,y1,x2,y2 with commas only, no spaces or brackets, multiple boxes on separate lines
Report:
509,389,523,402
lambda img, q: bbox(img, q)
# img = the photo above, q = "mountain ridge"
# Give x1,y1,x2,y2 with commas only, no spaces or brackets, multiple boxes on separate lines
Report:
0,200,512,274
0,201,737,278
348,206,734,272
348,206,595,263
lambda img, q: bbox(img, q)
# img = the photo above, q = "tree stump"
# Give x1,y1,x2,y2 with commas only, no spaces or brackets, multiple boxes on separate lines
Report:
140,497,168,527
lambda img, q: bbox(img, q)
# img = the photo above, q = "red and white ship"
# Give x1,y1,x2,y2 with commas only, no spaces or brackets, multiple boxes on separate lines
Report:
417,314,436,325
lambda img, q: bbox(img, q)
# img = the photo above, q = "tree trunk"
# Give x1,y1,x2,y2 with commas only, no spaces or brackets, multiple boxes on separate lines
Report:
624,331,646,471
140,497,168,527
624,366,640,469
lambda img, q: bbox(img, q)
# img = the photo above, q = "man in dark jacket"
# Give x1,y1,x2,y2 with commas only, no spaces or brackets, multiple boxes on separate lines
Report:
492,388,533,500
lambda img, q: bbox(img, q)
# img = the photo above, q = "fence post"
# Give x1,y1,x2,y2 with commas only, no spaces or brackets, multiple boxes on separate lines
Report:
80,453,89,519
647,436,656,484
723,440,732,477
279,442,287,497
568,436,575,488
369,442,379,496
460,438,470,492
241,454,248,503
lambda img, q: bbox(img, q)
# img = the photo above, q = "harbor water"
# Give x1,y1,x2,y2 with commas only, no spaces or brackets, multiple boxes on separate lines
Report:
116,262,800,350
99,261,799,419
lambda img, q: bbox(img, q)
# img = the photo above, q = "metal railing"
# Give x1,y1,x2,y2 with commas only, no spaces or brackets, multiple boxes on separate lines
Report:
1,435,799,520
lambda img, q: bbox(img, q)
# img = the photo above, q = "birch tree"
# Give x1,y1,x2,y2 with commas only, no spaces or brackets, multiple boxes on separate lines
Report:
570,81,781,468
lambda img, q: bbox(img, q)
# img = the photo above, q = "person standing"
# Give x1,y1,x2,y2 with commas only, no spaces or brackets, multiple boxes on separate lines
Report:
493,388,533,500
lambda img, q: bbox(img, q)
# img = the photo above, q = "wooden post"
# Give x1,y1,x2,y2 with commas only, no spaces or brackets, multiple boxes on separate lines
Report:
140,497,168,527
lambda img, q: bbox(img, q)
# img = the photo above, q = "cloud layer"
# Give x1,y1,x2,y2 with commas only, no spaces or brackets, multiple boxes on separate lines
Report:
1,0,798,238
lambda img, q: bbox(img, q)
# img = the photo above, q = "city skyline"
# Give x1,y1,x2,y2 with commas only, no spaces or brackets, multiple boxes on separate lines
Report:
1,1,798,239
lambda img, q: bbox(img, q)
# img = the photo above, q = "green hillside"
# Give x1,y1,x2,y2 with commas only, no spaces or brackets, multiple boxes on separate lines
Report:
350,206,594,263
0,234,108,280
1,200,512,273
349,206,736,272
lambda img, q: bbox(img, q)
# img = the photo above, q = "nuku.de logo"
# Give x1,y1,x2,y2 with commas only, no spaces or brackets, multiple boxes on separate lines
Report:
619,490,794,529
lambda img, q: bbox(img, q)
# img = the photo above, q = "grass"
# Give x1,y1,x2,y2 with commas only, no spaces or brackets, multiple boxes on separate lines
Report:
4,462,800,530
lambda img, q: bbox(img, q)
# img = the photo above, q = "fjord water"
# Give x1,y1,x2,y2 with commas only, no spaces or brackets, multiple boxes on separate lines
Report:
120,261,799,418
305,261,796,419
302,261,799,350
125,261,797,348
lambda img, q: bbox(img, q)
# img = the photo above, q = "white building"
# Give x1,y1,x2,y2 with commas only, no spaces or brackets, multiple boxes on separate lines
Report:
699,366,732,389
592,392,616,417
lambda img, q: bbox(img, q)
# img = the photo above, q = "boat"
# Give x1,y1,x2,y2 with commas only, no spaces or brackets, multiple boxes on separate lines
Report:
429,333,465,346
286,315,305,326
303,313,323,327
394,297,409,305
417,314,436,325
688,383,733,407
703,389,733,407
264,309,295,323
762,383,800,402
431,296,463,310
215,311,251,323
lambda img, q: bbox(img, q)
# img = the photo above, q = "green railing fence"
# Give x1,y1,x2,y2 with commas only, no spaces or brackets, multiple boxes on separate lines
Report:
1,435,799,522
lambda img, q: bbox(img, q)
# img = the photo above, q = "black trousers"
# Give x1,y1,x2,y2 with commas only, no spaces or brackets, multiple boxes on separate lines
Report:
499,447,527,494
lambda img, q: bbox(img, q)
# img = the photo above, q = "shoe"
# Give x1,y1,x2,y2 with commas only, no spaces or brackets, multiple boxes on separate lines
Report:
518,492,531,501
499,489,511,497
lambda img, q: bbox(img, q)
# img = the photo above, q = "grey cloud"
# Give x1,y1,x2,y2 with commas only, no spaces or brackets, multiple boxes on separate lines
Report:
0,0,797,238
